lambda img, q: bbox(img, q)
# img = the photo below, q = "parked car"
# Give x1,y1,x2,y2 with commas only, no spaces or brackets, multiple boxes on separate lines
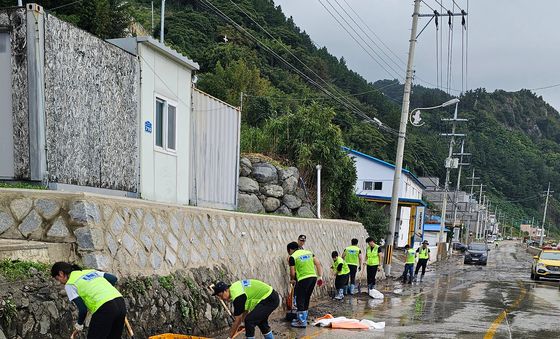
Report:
464,243,489,265
452,242,467,252
531,250,560,280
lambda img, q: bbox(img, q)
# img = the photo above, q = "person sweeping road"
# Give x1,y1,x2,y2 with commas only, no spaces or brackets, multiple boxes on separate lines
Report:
51,262,126,339
342,238,362,294
331,251,350,300
287,241,323,328
212,279,280,339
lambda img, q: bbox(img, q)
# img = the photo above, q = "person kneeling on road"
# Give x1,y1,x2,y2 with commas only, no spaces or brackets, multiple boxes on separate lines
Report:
212,279,280,339
331,251,350,300
402,245,416,284
51,262,126,339
287,241,324,328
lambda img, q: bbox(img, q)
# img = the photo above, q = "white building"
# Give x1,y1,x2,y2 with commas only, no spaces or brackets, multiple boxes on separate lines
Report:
344,148,426,247
110,37,199,205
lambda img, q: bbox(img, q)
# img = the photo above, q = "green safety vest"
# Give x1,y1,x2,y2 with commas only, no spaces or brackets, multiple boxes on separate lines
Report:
66,270,122,314
344,246,360,266
418,247,430,259
331,257,350,276
366,245,380,266
406,249,416,264
291,249,318,281
229,279,273,312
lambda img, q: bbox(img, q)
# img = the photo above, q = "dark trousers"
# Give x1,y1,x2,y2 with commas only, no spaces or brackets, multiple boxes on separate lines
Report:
295,277,316,311
415,258,428,275
366,265,378,287
244,290,280,337
334,274,349,290
87,297,126,339
403,263,414,282
348,264,358,285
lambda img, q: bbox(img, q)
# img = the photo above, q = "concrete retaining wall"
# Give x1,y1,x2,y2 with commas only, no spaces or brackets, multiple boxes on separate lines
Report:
0,188,368,291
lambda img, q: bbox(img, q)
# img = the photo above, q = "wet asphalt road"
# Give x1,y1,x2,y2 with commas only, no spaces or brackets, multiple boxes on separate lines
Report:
273,241,560,339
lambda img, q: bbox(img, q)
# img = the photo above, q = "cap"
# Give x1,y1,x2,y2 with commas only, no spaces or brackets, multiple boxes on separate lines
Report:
211,281,230,296
422,240,429,245
298,235,306,241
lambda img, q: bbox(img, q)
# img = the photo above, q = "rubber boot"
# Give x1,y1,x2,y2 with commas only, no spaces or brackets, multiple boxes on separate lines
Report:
350,284,357,295
291,311,307,328
245,337,255,339
413,274,417,282
335,288,344,300
263,331,274,339
420,274,424,282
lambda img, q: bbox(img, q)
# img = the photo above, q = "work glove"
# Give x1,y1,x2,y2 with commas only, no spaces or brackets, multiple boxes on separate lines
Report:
316,276,324,287
74,323,84,331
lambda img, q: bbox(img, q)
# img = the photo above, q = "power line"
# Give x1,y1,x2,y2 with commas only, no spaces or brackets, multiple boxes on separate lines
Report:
317,0,404,81
201,0,398,134
529,83,560,91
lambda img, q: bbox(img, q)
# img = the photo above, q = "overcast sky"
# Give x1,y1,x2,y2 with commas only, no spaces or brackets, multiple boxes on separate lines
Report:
273,0,560,111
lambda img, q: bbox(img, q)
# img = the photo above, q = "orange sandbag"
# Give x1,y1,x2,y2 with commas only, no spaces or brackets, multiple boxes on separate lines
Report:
330,321,370,330
315,314,334,321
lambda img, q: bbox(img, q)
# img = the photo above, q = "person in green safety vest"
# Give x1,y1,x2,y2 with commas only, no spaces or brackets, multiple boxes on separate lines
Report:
414,240,431,282
51,262,126,339
342,238,363,295
287,241,324,328
402,245,416,284
212,279,280,339
331,251,350,300
364,237,383,292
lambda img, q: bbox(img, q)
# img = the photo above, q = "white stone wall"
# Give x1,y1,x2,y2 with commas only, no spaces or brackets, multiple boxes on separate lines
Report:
0,189,368,295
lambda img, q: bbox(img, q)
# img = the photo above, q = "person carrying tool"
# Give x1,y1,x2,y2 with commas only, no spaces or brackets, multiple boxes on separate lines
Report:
402,245,416,284
285,235,307,321
414,240,431,282
212,279,280,339
364,237,383,292
287,241,323,328
342,238,362,295
331,251,350,300
51,262,126,339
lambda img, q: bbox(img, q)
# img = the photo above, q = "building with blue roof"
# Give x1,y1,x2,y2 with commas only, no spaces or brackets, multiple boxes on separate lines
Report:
343,147,427,247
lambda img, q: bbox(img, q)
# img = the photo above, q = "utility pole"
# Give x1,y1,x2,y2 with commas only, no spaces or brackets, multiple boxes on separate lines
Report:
474,183,483,239
384,0,421,276
540,182,552,246
452,140,470,242
160,0,166,43
466,169,479,243
438,104,466,258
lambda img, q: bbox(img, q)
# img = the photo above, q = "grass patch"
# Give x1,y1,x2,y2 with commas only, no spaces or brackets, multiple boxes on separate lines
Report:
0,259,50,281
0,182,47,190
158,275,174,291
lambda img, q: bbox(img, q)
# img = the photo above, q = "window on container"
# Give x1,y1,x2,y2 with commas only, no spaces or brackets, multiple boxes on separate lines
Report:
363,181,373,191
167,104,176,150
374,182,383,190
155,99,164,147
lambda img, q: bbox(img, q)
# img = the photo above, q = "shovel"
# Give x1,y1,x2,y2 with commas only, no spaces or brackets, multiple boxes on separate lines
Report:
124,317,135,339
357,266,365,293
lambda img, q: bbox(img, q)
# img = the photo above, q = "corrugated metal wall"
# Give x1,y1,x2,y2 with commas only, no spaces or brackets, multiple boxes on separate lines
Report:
190,88,240,210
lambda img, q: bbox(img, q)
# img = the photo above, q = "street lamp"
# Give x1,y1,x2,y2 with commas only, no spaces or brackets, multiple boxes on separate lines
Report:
384,97,460,276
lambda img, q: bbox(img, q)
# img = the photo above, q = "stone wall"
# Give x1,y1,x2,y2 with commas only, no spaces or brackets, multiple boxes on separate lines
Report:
43,14,139,192
238,155,316,217
0,188,368,337
0,8,29,179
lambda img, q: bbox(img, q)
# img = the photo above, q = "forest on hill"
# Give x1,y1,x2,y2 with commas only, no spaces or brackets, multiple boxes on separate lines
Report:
6,0,559,238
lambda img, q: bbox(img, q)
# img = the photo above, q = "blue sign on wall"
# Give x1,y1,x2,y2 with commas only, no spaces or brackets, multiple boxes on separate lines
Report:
144,121,152,133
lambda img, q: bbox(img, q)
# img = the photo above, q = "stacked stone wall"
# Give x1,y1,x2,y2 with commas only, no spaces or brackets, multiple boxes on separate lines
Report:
238,155,315,217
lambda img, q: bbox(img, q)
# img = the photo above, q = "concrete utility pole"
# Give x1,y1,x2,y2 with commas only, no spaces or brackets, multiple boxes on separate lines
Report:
316,165,322,219
452,139,470,241
540,182,552,246
160,0,166,43
438,103,466,257
384,0,421,276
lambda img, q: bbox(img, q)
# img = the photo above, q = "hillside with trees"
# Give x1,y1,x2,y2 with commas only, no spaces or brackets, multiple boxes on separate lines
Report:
5,0,559,238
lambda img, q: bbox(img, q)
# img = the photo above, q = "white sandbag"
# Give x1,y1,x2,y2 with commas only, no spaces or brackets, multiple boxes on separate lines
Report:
313,317,359,327
359,319,386,330
368,288,384,299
